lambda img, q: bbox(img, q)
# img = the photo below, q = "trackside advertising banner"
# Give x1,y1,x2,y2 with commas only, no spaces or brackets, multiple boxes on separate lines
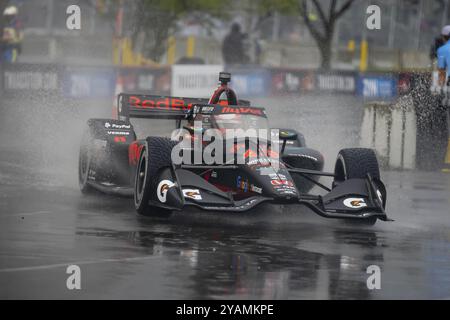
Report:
171,65,223,98
270,69,357,95
225,67,271,98
356,74,398,99
1,64,171,99
1,63,60,97
63,66,115,99
271,69,316,94
1,63,425,101
316,72,356,93
117,67,171,96
398,71,430,96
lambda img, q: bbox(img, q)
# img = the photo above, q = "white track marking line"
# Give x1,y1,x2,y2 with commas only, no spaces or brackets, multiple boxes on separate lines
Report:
0,255,158,273
0,211,53,218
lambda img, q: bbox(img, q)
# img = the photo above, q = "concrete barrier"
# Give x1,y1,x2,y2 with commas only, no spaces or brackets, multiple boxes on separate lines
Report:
360,95,416,170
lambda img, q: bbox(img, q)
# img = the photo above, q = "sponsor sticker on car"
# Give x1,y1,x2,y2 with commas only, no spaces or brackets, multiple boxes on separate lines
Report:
250,184,262,194
157,180,175,203
107,131,130,135
343,198,367,209
271,179,294,187
183,189,202,201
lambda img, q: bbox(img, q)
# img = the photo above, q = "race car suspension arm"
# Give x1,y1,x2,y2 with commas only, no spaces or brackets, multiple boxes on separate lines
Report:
180,162,241,178
287,168,335,192
287,167,335,177
180,165,240,170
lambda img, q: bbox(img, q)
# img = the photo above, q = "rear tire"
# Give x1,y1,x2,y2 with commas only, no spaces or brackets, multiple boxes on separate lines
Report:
134,137,177,217
333,148,382,227
78,132,95,194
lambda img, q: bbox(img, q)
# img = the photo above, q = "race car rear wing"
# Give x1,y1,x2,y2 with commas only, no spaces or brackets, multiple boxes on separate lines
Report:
118,94,202,121
117,93,251,121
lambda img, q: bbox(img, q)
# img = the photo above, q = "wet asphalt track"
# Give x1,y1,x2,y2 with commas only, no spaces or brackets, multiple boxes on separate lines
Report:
0,95,449,299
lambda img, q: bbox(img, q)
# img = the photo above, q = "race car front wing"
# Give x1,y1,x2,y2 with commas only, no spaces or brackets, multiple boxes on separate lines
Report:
158,166,391,222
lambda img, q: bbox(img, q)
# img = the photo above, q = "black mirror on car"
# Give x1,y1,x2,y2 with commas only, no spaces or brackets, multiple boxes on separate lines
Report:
279,130,298,141
278,130,298,153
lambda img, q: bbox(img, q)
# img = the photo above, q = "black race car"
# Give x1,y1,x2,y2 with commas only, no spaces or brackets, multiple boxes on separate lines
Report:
79,72,389,226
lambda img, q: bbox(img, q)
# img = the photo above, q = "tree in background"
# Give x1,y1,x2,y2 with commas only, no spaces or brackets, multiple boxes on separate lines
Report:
98,0,355,66
129,0,225,63
250,0,355,70
299,0,355,70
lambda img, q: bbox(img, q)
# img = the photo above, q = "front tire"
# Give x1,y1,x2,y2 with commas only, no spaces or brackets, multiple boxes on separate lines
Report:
334,148,380,183
78,132,95,194
134,137,177,217
333,148,383,227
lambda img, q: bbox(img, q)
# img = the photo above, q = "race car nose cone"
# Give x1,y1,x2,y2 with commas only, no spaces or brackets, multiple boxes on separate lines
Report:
272,192,299,203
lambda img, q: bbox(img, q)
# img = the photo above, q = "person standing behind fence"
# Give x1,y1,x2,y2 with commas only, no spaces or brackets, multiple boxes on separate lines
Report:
222,23,249,66
437,26,450,87
1,6,23,63
430,36,445,62
433,25,450,171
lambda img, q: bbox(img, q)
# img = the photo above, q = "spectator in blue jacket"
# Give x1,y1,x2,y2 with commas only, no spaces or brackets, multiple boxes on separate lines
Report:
437,25,450,86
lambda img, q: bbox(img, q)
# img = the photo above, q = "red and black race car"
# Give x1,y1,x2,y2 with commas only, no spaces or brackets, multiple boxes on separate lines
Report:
79,72,389,226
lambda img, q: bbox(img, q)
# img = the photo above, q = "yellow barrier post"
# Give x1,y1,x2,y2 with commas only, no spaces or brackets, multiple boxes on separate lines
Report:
122,38,133,66
186,36,196,58
359,40,369,72
167,36,176,65
347,40,356,53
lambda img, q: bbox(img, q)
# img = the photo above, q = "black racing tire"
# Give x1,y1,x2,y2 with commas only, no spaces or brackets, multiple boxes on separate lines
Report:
334,148,380,184
334,148,381,227
78,132,95,194
134,137,177,217
296,132,307,148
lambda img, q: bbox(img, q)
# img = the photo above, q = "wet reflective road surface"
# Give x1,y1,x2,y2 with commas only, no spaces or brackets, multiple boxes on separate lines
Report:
0,96,449,299
1,155,449,299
